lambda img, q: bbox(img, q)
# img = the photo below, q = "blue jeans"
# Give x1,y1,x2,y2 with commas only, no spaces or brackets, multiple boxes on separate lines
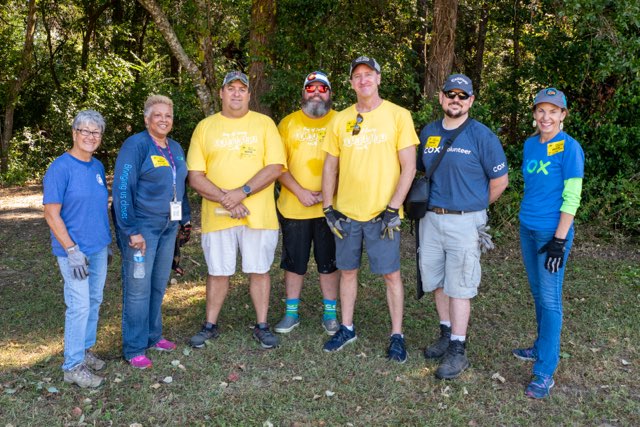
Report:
117,219,178,359
57,246,108,371
519,225,574,378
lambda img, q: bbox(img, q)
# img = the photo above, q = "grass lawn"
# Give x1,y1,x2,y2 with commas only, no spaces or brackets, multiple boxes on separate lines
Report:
0,185,638,426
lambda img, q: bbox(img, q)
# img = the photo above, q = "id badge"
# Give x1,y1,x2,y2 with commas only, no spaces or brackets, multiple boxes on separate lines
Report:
170,201,182,221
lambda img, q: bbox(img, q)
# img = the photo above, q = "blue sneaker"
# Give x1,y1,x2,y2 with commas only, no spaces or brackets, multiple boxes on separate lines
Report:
525,375,555,399
323,325,357,352
512,347,537,362
387,334,407,363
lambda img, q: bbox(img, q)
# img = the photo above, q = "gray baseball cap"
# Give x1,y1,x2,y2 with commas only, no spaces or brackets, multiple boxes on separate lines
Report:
442,74,474,96
222,71,249,88
349,56,381,76
533,88,567,109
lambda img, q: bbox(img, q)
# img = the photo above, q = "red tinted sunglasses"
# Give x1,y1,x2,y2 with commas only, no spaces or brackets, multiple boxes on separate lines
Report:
305,85,330,93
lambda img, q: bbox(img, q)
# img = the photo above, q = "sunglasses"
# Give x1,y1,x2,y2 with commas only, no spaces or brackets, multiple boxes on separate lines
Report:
444,90,470,100
352,113,364,136
305,85,330,93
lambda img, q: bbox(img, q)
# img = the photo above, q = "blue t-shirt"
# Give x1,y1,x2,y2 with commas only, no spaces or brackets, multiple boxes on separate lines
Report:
112,130,191,236
43,153,111,257
519,131,585,230
418,119,508,211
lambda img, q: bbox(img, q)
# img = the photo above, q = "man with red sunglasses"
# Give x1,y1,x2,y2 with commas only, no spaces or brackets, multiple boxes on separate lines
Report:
274,71,340,336
417,74,508,379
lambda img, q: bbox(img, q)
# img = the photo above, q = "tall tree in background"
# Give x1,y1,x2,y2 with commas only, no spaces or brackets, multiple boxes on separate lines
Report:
248,0,276,115
1,0,37,174
423,0,458,98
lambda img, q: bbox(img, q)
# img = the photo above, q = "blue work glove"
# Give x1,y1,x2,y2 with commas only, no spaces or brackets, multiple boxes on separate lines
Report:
323,206,350,239
66,245,89,280
377,206,401,240
538,237,567,273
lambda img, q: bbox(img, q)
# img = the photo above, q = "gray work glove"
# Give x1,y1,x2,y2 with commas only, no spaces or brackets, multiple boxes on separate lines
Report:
66,244,89,280
376,206,401,240
323,205,350,239
477,224,495,253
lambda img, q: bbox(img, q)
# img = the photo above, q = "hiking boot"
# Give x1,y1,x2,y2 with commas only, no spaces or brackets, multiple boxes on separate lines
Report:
151,338,177,352
424,324,451,359
190,323,220,348
322,318,340,336
323,325,357,352
387,334,408,363
525,375,555,399
435,340,470,379
128,355,153,369
512,347,537,362
274,315,300,334
252,324,280,349
64,363,104,388
84,350,106,371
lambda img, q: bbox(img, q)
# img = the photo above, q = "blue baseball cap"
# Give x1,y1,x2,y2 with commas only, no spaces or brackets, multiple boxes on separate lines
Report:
533,88,567,109
442,74,474,96
349,56,381,77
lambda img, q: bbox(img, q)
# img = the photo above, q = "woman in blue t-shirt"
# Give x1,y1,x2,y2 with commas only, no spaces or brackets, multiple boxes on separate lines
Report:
43,110,111,388
515,88,585,399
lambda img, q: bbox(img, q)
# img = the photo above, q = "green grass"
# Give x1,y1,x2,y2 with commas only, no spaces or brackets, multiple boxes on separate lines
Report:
1,187,639,426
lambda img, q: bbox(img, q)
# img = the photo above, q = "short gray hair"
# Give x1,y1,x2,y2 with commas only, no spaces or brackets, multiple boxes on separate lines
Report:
72,110,106,133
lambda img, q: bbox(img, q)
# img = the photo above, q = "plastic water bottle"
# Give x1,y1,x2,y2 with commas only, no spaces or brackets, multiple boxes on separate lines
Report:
133,250,145,279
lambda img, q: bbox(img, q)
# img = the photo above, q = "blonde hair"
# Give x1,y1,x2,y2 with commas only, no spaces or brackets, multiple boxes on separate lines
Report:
143,95,173,117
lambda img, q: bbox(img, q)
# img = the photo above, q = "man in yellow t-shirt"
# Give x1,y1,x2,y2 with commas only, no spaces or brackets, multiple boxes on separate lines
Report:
321,56,418,363
273,71,340,336
186,71,286,350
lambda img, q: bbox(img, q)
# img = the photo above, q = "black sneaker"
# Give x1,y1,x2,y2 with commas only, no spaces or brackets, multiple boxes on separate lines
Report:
387,334,408,363
435,340,470,379
252,324,280,349
190,323,220,348
323,325,357,352
424,324,451,359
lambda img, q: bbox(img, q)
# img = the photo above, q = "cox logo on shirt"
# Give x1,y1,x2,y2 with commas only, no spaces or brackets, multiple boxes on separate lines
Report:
525,159,551,175
493,162,506,173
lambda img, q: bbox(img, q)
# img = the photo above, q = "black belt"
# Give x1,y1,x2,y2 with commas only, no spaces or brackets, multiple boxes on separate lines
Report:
429,207,465,215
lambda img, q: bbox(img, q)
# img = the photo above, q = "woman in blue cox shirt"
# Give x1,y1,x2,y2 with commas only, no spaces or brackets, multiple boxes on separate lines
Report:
112,95,191,369
515,88,585,399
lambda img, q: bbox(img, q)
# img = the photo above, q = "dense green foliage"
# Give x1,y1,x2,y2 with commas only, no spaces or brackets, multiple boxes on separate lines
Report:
1,0,638,233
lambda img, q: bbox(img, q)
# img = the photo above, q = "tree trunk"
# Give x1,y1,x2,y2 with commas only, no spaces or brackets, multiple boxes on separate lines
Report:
508,0,521,145
137,0,214,116
423,0,458,99
248,0,276,115
471,1,490,95
1,0,37,175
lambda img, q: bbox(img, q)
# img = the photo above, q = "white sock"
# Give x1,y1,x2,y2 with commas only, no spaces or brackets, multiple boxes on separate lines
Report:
344,324,354,331
440,320,451,328
450,334,466,342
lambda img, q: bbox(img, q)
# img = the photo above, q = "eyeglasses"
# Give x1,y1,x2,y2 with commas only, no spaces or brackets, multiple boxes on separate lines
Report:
304,85,330,93
75,128,102,138
444,91,470,100
352,113,364,136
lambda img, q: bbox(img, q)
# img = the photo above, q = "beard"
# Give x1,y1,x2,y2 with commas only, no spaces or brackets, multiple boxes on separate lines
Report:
301,97,332,118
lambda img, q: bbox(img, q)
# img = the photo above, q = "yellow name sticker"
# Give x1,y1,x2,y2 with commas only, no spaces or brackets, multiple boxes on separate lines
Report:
426,136,441,148
547,140,565,156
151,155,169,167
346,120,356,133
240,143,256,158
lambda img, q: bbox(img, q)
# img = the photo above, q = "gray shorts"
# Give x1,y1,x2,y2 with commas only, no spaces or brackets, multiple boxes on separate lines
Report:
418,210,486,298
335,219,400,275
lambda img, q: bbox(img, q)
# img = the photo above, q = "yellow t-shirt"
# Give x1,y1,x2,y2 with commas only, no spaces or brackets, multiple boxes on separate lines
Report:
187,111,286,232
277,109,337,219
322,100,419,221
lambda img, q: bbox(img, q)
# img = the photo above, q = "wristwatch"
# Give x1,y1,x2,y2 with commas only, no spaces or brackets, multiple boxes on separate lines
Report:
242,185,252,197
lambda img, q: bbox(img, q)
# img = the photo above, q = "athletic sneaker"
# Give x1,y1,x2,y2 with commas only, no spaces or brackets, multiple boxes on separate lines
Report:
424,324,451,359
252,324,280,349
128,355,152,369
190,323,220,348
274,315,300,333
64,363,103,388
387,334,408,363
84,350,106,371
323,325,357,352
512,347,537,362
435,340,469,379
151,338,177,352
322,318,340,336
525,375,555,399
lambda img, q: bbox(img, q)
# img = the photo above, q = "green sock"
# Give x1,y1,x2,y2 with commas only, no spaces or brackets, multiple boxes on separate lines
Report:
285,299,299,318
323,299,337,320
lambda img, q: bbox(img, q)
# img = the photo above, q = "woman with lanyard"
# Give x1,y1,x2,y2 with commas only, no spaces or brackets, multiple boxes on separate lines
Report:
514,88,584,398
112,95,190,369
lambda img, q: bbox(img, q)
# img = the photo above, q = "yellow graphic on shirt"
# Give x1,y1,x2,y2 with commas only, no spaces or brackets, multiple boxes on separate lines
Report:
240,143,256,158
426,136,441,148
346,120,356,133
547,140,565,156
151,155,170,167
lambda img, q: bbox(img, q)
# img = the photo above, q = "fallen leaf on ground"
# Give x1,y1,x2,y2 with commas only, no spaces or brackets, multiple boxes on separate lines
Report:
171,360,181,367
590,347,600,353
263,421,273,427
47,386,59,393
150,383,161,389
113,377,123,383
163,376,173,384
463,387,469,395
182,348,191,356
325,390,335,397
621,359,630,366
441,385,451,397
220,382,229,388
292,376,303,381
227,372,240,382
491,373,506,383
71,407,82,417
313,394,321,400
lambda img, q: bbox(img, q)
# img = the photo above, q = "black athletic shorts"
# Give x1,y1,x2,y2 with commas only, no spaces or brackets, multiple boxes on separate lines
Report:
278,213,337,275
